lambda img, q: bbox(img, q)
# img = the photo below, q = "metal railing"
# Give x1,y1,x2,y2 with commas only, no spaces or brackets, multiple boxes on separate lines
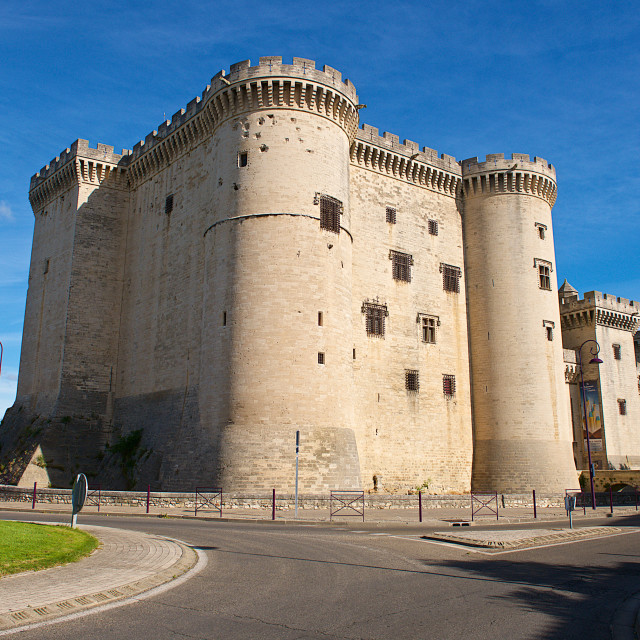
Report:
330,490,365,521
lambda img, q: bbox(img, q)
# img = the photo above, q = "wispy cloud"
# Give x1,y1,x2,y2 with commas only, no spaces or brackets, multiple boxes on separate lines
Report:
0,201,14,222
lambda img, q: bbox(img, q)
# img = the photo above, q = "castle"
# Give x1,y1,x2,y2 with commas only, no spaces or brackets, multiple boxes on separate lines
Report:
3,55,633,494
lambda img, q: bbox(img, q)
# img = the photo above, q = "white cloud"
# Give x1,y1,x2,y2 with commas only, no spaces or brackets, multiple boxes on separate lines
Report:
0,201,14,222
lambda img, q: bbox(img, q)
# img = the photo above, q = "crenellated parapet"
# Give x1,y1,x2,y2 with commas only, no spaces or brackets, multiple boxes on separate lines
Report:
29,139,130,212
560,290,640,331
461,153,557,208
350,124,461,198
127,57,360,189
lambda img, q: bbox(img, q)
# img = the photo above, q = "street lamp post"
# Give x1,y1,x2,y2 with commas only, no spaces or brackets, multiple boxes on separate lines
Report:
577,339,603,510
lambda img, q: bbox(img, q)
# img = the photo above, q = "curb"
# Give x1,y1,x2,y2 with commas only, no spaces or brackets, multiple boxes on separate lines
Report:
0,527,200,633
423,526,624,549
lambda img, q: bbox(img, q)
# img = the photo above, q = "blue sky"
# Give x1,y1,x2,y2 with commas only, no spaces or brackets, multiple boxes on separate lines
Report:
1,0,639,416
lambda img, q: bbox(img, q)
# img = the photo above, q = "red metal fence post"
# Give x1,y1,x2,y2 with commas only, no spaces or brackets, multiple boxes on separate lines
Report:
98,484,101,513
32,482,37,509
418,491,422,523
609,486,613,515
532,489,537,519
272,489,276,521
146,485,150,514
636,488,638,512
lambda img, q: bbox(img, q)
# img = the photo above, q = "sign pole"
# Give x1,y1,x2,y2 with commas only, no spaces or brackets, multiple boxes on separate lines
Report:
71,473,88,529
295,430,300,519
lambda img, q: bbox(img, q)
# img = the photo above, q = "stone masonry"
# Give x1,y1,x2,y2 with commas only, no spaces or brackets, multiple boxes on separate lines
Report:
0,56,586,493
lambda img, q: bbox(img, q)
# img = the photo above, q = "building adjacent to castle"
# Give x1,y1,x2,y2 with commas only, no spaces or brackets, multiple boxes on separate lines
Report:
1,56,620,493
559,283,640,471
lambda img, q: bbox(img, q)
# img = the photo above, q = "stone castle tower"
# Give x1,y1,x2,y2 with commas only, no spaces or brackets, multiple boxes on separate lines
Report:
0,56,577,493
462,156,577,492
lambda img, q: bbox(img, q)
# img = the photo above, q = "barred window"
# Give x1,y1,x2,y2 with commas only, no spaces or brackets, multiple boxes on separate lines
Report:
165,194,174,214
535,259,552,290
405,370,419,392
441,264,461,293
386,206,396,224
443,374,456,397
419,314,438,344
238,151,248,167
361,300,388,337
316,193,342,233
318,352,325,365
618,399,627,415
613,344,621,360
428,219,438,236
390,250,413,282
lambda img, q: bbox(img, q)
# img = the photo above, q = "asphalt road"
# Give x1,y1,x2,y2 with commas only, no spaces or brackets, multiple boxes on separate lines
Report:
3,512,640,639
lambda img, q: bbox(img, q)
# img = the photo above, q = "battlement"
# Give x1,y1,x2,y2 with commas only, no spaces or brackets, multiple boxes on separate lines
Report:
461,153,557,207
127,57,361,178
356,124,459,172
560,290,640,332
211,56,357,102
30,139,130,191
461,153,556,179
561,290,640,314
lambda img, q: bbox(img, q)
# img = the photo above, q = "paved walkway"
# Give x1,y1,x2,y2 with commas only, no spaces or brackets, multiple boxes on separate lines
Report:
0,523,198,633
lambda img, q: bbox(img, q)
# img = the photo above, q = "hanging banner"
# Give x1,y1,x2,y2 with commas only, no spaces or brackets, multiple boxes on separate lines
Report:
580,380,603,452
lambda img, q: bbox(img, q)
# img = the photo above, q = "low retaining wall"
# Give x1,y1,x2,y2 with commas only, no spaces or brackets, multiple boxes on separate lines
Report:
0,485,567,510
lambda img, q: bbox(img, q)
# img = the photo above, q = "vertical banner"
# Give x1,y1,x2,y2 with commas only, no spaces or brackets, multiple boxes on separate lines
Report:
580,380,603,452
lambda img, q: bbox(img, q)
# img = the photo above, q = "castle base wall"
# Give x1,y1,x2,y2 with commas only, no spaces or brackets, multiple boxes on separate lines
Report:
472,438,579,493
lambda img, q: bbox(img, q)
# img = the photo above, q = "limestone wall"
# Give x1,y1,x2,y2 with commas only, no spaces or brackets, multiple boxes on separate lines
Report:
349,159,472,493
462,155,577,492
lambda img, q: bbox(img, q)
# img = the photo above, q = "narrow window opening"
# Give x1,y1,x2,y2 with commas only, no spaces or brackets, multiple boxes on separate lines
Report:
405,370,419,392
315,193,342,233
362,300,388,337
165,194,174,214
43,259,49,275
546,326,553,341
223,311,227,326
443,374,456,397
613,344,621,360
238,151,248,167
441,264,461,293
353,348,356,360
390,250,413,282
535,259,552,290
418,314,438,344
535,222,547,240
318,352,325,365
386,206,396,224
318,311,323,326
428,219,438,236
618,399,627,415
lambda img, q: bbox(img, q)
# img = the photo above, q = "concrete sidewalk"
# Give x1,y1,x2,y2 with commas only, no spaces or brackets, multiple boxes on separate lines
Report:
0,523,199,633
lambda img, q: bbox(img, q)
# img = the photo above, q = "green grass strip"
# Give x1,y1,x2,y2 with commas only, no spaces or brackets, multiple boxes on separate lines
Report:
0,521,99,577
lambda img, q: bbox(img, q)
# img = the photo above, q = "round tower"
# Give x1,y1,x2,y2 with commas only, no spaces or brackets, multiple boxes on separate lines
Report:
199,57,361,492
462,153,577,493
